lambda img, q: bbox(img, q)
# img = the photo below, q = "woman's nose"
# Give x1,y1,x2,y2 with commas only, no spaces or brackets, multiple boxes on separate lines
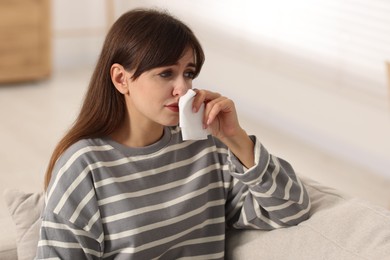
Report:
172,78,191,97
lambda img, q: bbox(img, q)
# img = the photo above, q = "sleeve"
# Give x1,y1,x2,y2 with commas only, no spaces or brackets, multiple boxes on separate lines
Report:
36,147,104,259
224,136,311,230
36,212,103,259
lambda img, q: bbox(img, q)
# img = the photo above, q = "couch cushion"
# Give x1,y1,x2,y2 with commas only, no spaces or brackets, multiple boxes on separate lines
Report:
3,189,44,260
226,176,390,259
0,216,17,260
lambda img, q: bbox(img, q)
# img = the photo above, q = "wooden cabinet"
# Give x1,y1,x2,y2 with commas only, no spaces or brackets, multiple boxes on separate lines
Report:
0,0,51,83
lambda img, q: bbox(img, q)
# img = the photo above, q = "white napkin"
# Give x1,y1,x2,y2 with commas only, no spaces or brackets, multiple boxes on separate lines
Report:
178,89,209,140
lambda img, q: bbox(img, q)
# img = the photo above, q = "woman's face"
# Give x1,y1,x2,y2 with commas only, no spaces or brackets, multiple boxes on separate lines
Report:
125,48,196,128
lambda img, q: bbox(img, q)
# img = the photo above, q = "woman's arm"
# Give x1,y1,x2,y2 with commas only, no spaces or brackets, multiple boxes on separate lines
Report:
224,138,311,229
192,89,310,228
37,143,104,259
192,89,255,168
37,212,102,259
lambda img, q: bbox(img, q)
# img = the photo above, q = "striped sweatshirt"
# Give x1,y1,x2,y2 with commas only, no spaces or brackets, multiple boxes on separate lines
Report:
36,126,311,259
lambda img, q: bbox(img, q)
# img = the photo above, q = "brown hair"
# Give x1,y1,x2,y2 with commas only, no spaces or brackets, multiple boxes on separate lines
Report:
44,9,205,189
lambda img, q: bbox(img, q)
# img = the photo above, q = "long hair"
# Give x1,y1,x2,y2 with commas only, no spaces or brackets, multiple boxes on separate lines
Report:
44,9,205,189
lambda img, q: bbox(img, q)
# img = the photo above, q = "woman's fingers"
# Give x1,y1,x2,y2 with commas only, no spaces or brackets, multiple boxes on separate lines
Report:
203,96,233,125
192,89,221,113
191,89,239,137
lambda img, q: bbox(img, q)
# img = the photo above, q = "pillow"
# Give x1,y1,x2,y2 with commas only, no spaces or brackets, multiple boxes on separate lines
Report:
3,189,44,260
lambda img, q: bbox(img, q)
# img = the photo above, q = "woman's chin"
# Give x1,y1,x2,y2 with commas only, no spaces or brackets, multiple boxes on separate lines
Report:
159,118,179,127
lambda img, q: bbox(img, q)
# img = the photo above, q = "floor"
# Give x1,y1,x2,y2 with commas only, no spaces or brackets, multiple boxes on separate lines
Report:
1,67,389,218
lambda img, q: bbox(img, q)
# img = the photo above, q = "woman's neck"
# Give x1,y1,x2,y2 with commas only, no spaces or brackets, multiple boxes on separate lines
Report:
110,116,164,148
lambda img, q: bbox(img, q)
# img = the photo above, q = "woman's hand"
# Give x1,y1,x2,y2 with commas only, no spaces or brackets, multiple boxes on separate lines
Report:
192,89,239,139
192,89,255,168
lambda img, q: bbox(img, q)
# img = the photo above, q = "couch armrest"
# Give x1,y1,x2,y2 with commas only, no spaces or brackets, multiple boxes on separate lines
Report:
226,176,390,260
0,215,17,260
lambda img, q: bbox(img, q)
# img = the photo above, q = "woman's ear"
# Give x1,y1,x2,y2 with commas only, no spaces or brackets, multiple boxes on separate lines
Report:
110,63,130,94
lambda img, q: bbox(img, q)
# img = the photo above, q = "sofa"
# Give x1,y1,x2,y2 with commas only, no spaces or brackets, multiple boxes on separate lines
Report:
1,176,390,260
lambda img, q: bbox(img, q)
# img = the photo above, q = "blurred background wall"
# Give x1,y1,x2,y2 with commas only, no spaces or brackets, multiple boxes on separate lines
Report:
51,0,390,179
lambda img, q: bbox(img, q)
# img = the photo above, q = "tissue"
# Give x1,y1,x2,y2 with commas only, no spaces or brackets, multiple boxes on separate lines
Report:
178,89,209,140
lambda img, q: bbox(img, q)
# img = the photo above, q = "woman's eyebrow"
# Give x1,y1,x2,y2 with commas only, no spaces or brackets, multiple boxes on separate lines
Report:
162,62,195,68
186,62,196,68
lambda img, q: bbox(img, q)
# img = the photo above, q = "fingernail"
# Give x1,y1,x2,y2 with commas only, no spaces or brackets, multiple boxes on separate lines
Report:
193,107,197,113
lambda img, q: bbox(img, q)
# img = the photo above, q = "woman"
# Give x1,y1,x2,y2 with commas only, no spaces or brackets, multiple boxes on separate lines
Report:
37,8,311,259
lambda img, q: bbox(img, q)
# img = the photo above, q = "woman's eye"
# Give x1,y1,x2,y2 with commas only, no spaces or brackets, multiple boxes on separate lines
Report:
184,71,195,79
159,71,172,78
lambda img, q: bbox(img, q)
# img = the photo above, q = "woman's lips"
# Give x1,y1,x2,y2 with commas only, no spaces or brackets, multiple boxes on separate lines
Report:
165,103,179,112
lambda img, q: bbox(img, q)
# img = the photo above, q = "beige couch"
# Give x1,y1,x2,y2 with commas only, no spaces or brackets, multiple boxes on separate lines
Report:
2,176,390,260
